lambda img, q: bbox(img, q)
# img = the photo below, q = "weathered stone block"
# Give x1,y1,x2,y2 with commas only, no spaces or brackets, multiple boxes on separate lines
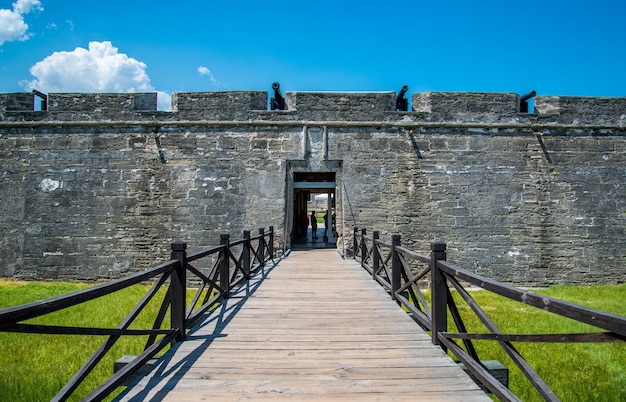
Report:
172,91,267,120
0,93,34,111
413,92,519,120
285,91,395,121
48,93,157,112
535,96,626,124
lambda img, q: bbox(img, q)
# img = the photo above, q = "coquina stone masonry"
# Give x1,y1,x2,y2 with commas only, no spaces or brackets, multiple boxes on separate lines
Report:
0,90,624,285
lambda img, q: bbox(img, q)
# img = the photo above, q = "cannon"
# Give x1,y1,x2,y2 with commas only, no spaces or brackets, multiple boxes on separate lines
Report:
396,85,409,111
519,90,536,113
270,82,286,110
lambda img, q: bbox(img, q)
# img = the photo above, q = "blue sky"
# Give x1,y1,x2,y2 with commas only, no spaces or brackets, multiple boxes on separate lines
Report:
1,0,625,110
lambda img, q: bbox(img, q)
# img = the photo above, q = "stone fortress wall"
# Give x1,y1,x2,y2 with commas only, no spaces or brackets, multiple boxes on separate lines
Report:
0,89,624,285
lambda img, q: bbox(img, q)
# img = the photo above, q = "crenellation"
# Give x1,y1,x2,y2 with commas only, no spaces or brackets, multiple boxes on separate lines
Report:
0,93,35,111
1,90,625,126
171,91,267,120
412,92,521,122
534,95,626,125
46,93,157,112
284,91,397,121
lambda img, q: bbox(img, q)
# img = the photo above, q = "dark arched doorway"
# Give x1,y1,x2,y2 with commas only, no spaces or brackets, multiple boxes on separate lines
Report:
291,172,337,250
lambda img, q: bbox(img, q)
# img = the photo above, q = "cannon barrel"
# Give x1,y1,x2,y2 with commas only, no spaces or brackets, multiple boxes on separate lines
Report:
397,85,409,99
396,85,409,111
519,90,537,113
520,90,536,102
271,82,285,110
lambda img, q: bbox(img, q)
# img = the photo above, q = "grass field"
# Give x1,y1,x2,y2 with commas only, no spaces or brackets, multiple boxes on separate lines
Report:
0,280,624,401
445,283,626,401
0,279,170,402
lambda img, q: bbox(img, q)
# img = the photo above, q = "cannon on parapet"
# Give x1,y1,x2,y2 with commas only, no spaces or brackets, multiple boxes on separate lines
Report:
270,82,286,110
396,85,409,111
519,90,536,113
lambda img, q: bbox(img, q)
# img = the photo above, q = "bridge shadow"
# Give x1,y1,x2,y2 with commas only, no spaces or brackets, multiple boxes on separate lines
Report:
114,257,282,401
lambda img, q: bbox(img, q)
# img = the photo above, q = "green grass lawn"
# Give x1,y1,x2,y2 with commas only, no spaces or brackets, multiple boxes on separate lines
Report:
0,280,624,401
443,284,626,402
0,279,171,402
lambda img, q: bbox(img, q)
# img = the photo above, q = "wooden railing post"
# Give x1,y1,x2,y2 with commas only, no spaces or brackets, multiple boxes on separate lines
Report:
360,228,367,265
220,234,230,299
391,234,401,301
170,241,187,342
372,231,380,280
353,227,358,259
268,226,274,258
258,228,266,266
243,230,251,278
430,241,447,346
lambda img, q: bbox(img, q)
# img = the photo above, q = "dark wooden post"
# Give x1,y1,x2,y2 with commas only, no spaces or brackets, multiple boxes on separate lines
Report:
430,241,447,346
372,231,380,280
170,241,187,342
268,226,274,258
353,227,358,259
220,234,230,299
360,228,367,266
243,230,251,278
391,234,401,301
258,228,266,266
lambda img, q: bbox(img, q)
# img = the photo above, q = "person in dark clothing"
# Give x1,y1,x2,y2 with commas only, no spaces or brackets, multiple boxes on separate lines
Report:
323,211,329,234
300,212,309,242
311,211,318,240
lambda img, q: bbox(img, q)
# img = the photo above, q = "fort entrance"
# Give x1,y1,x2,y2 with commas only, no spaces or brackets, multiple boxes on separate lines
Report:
290,171,337,250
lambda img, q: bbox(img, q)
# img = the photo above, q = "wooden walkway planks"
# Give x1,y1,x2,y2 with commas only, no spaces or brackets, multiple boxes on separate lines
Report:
117,249,491,401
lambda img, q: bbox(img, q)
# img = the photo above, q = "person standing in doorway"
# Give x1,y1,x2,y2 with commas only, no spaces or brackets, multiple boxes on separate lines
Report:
300,211,309,242
323,211,328,235
311,211,318,240
323,211,329,242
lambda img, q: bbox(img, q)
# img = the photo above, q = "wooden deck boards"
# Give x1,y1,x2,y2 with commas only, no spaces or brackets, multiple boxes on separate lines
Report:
117,249,491,401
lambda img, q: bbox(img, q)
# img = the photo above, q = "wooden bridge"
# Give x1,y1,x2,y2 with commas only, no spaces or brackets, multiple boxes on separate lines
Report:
1,227,624,401
117,249,489,401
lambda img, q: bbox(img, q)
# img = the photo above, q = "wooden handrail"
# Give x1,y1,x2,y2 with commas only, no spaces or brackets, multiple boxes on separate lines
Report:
0,261,177,327
437,259,626,336
353,227,626,402
0,226,275,402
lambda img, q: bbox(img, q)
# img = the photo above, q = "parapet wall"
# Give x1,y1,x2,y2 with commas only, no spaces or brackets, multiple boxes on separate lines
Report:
535,96,626,125
0,93,35,111
2,90,625,124
171,91,267,120
412,92,521,121
48,93,157,112
284,91,396,121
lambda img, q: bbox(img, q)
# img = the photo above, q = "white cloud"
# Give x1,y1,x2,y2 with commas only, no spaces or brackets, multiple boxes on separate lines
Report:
198,65,217,83
13,0,42,14
22,41,152,92
0,0,42,45
20,41,172,110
